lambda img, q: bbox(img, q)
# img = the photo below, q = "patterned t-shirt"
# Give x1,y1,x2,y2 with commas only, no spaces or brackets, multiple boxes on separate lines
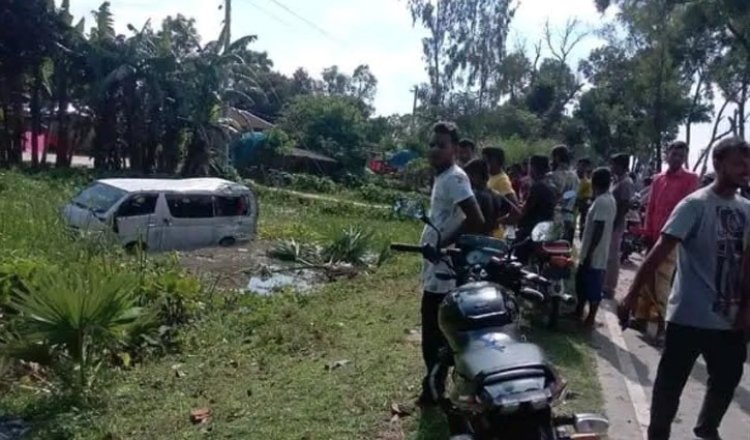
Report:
663,187,750,330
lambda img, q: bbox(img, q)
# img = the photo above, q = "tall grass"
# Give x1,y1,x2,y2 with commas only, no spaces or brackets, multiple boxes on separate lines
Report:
0,171,203,397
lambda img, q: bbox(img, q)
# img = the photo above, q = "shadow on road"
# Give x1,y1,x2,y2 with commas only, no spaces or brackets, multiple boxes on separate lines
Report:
591,301,652,384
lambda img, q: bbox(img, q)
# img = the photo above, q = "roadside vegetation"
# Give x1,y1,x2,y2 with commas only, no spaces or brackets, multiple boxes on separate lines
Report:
0,171,601,439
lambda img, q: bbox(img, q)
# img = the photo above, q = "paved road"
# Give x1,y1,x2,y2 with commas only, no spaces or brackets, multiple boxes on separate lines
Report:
22,153,94,168
594,259,750,440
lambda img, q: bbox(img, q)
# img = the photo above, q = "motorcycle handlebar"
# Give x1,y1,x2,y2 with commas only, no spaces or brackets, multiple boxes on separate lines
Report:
390,243,462,257
521,269,550,288
390,243,424,253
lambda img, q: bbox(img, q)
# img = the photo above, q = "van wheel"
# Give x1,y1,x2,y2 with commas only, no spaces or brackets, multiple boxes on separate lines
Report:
219,237,236,247
125,241,147,254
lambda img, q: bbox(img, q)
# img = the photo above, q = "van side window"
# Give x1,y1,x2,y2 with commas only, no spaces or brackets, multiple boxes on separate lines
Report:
215,196,248,217
117,194,158,217
166,194,214,218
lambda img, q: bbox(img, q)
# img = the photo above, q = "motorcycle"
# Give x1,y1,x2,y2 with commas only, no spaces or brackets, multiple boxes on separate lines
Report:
620,198,646,263
391,203,609,440
525,221,576,329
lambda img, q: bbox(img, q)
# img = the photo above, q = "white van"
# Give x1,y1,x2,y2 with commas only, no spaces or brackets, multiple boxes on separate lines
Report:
63,178,258,252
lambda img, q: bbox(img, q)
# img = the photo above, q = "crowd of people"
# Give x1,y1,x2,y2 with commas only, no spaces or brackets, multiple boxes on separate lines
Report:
416,120,750,440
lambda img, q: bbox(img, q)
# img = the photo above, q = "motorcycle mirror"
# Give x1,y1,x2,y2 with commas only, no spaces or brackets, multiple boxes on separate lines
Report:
573,413,609,435
531,221,555,243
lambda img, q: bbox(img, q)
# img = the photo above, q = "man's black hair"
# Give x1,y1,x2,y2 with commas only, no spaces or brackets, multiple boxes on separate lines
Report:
458,138,476,151
591,167,611,190
713,136,750,162
529,155,550,175
551,144,571,164
577,157,592,167
482,147,506,167
433,121,460,144
611,153,630,171
464,159,489,184
667,140,689,153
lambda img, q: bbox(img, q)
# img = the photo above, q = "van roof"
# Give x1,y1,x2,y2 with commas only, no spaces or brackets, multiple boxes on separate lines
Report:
98,178,249,193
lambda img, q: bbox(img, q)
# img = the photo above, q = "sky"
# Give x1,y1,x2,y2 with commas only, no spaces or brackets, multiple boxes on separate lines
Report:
63,0,719,167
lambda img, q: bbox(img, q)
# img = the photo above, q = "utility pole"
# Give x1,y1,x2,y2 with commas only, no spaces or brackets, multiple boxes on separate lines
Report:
224,0,232,52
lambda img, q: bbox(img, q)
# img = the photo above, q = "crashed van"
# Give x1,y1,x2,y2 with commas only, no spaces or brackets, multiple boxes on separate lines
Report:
63,178,258,252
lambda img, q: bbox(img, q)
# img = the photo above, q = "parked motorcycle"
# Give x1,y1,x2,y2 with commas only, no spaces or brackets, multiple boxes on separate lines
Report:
620,198,646,263
391,203,608,440
525,221,576,329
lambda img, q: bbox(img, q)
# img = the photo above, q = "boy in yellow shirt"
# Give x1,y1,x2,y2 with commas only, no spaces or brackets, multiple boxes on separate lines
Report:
482,147,520,238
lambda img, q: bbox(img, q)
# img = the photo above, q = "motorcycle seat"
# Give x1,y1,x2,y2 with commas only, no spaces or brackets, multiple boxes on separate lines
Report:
541,241,572,256
454,340,548,386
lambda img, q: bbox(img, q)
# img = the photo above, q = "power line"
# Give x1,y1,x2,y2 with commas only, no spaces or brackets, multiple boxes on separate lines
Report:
263,0,346,47
236,0,293,28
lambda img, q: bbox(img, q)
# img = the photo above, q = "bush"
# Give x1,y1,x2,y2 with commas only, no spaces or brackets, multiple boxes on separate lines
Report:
8,263,149,394
0,256,45,307
357,183,405,205
289,173,338,193
322,226,375,266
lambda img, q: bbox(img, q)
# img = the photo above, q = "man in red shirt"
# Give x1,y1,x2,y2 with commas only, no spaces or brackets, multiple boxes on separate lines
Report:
634,141,699,330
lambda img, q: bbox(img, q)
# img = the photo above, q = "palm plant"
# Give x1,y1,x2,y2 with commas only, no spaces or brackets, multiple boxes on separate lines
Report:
9,263,147,393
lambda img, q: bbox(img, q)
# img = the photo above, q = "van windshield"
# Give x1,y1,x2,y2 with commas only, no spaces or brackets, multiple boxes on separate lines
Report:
72,183,127,214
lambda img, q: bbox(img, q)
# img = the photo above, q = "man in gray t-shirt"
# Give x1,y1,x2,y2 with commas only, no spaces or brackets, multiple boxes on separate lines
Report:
620,137,750,440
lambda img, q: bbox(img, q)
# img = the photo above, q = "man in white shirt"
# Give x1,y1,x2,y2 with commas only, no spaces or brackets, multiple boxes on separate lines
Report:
419,121,484,406
575,167,617,327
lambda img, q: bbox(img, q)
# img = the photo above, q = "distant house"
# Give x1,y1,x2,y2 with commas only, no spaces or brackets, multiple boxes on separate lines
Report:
224,108,275,132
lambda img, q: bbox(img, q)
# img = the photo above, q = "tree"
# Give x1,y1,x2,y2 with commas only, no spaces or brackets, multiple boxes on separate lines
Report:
407,0,516,106
350,65,377,105
279,95,368,172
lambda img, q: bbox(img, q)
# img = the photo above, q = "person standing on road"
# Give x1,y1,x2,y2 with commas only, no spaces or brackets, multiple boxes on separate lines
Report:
419,122,485,406
634,141,699,331
603,153,635,298
549,145,580,243
575,167,616,327
577,158,594,240
619,137,750,440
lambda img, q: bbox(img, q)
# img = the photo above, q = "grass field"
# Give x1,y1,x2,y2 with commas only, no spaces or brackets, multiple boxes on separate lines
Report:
0,171,602,439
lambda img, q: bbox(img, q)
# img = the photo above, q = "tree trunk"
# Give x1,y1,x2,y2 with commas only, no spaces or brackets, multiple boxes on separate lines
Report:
0,76,11,166
9,72,25,166
739,81,747,139
685,72,705,151
30,66,43,168
55,63,71,168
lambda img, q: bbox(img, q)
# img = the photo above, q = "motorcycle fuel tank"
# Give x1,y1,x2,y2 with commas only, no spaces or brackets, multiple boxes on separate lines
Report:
438,282,516,350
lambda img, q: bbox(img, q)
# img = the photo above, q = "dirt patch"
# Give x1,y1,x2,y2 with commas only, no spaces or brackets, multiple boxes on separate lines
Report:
177,240,276,291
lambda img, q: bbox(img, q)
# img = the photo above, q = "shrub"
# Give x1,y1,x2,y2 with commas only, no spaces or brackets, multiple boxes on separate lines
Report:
269,240,320,263
322,227,375,266
289,173,338,193
8,264,149,393
0,256,45,307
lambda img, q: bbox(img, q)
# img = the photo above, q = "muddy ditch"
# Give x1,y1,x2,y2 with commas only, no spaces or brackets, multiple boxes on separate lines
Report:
176,240,362,295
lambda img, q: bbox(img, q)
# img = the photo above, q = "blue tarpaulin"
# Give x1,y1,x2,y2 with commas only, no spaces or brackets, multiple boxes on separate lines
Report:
231,132,267,166
388,150,418,169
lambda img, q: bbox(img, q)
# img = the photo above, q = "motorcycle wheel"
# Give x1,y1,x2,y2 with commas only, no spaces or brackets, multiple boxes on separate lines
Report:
474,416,556,440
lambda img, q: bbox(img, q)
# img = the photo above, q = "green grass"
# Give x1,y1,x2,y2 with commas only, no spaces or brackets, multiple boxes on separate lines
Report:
0,171,602,440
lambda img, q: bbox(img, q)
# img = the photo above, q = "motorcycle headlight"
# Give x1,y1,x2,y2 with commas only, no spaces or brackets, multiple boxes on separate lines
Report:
573,413,609,435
